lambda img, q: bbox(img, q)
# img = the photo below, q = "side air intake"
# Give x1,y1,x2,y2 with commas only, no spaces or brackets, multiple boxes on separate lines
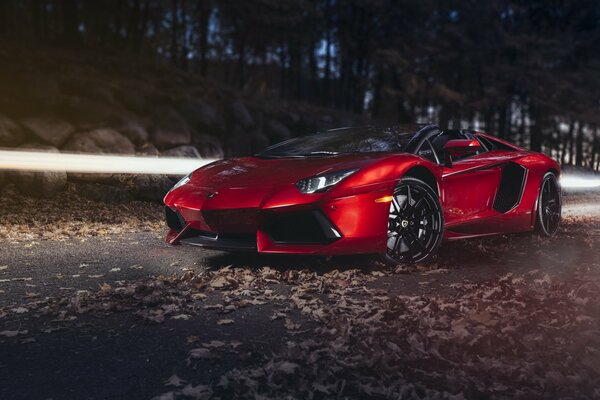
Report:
493,163,527,213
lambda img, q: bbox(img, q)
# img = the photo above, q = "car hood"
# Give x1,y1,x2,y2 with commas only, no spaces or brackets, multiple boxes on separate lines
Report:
185,153,396,190
164,152,421,213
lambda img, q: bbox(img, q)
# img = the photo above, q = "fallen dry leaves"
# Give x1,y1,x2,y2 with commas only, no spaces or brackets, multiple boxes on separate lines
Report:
2,193,600,398
0,184,163,241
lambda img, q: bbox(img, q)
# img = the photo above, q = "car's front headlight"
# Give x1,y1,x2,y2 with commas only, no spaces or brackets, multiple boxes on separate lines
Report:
171,173,192,191
295,169,358,194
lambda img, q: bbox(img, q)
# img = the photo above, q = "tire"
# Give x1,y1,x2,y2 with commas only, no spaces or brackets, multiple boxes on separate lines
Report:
382,177,444,265
535,172,561,236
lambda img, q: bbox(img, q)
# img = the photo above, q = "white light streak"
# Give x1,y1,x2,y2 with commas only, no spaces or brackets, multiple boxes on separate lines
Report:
0,149,599,190
0,150,219,175
560,176,600,189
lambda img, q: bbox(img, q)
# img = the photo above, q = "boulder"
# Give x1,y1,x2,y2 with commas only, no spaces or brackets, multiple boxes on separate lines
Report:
265,119,292,143
117,87,147,113
4,72,61,108
177,98,225,132
150,107,192,148
0,114,25,146
58,77,118,106
252,133,270,154
76,183,134,204
63,128,135,154
132,174,173,202
226,124,272,157
137,143,160,156
229,99,254,128
162,145,202,159
59,96,121,130
10,144,67,198
226,124,253,157
20,115,75,147
113,119,149,145
194,134,224,159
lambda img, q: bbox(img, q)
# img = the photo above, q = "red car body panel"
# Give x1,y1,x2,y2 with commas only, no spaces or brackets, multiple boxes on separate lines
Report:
164,131,560,256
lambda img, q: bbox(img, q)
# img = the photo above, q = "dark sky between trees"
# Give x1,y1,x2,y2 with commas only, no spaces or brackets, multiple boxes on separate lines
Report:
0,0,599,170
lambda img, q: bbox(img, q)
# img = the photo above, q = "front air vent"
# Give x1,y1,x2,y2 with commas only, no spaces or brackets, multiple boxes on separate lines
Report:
165,206,186,231
262,210,341,244
493,163,527,213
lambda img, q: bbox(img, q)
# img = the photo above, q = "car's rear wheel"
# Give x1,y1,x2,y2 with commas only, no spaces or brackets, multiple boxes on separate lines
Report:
385,177,444,265
536,172,561,236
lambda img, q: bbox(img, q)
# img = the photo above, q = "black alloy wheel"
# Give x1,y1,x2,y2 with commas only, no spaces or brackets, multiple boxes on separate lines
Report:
536,172,561,236
386,177,444,264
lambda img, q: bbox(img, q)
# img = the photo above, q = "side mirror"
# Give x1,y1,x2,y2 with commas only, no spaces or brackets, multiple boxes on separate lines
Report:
443,139,481,166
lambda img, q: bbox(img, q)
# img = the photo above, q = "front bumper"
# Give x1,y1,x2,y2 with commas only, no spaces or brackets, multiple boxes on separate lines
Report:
164,189,391,255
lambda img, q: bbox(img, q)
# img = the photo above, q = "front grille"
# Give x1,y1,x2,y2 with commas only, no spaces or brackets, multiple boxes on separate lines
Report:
262,210,341,244
179,231,256,251
165,206,186,231
202,208,258,233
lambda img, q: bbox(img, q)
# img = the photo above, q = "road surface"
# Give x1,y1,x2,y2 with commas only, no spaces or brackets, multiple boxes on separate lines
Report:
0,194,599,399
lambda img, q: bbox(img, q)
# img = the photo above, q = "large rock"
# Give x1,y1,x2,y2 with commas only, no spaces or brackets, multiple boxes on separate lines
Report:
20,115,75,147
58,77,118,106
132,174,173,202
137,143,160,156
226,125,267,156
265,119,292,143
194,134,224,159
162,145,202,159
76,183,134,204
177,98,225,132
0,114,25,146
229,99,254,128
117,87,147,113
63,128,135,154
0,72,61,109
112,119,149,145
226,124,253,156
252,133,270,154
150,107,192,148
59,96,121,130
10,144,67,198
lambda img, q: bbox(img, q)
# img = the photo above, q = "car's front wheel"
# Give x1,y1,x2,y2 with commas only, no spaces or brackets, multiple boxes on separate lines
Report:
385,177,444,265
535,172,561,236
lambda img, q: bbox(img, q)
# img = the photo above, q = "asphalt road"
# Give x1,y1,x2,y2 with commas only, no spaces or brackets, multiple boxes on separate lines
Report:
0,195,599,399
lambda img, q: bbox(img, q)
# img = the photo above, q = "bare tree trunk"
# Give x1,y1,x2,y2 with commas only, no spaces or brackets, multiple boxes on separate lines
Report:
61,0,80,46
180,0,189,70
308,40,318,102
575,122,584,167
113,0,123,45
279,41,287,98
529,103,542,152
133,0,150,54
324,0,331,106
497,104,507,138
128,0,140,50
560,121,574,165
197,0,210,77
170,0,179,66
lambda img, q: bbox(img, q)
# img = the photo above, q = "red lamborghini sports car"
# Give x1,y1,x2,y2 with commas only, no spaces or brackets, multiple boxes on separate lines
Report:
164,124,561,263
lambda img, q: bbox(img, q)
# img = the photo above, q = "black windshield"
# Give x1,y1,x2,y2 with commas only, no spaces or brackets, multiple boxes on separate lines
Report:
257,126,419,158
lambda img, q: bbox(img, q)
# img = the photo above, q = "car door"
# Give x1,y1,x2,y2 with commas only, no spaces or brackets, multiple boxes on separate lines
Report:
433,131,503,230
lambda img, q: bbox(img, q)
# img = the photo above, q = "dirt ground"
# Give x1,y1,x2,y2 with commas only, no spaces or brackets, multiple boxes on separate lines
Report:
0,187,599,399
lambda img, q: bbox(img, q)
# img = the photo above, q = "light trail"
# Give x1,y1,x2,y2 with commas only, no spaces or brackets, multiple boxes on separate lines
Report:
560,176,600,189
0,149,599,189
0,149,219,175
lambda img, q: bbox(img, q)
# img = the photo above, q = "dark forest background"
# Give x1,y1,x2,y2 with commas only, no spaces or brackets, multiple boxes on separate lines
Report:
1,0,600,170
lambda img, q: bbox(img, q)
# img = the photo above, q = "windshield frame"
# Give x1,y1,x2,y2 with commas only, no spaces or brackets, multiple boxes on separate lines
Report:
256,125,426,158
